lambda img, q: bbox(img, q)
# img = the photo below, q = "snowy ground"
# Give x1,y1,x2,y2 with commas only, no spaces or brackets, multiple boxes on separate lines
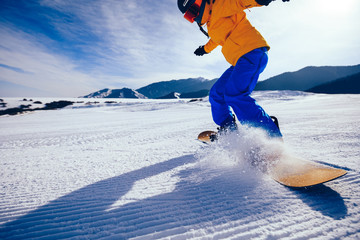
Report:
0,91,359,239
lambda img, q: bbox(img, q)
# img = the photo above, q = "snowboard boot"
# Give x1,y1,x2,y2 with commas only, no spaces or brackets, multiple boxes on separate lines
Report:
270,115,284,141
210,116,280,142
210,115,238,142
270,116,280,130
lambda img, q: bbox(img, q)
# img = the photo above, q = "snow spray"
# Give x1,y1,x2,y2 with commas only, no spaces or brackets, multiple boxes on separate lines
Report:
195,125,289,180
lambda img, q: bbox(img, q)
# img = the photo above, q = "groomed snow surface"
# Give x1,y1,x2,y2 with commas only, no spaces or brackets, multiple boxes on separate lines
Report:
0,91,359,239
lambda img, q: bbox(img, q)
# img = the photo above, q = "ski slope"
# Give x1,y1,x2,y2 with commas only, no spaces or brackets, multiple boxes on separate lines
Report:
0,91,359,239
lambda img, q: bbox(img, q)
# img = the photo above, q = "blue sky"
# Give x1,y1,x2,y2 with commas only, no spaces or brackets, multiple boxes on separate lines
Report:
0,0,359,97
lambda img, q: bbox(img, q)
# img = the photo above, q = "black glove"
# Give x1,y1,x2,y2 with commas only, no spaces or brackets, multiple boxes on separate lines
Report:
194,46,207,56
255,0,273,6
256,0,289,6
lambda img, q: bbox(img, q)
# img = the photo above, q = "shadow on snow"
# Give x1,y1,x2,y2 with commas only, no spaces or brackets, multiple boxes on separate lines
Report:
290,184,348,220
0,154,348,239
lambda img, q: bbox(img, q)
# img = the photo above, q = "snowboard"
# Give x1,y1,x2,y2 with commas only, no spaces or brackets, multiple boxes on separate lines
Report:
197,130,347,188
198,130,217,143
270,154,347,187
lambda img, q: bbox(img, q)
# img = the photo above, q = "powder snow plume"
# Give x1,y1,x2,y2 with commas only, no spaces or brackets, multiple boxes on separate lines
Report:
195,126,290,181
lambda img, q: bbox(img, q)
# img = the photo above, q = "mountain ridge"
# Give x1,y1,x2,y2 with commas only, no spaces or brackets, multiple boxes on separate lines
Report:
136,77,216,99
255,64,360,91
82,88,146,99
81,64,360,99
306,72,360,94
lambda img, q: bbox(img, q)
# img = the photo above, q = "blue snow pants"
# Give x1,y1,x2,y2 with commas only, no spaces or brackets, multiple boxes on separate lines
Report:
209,47,282,138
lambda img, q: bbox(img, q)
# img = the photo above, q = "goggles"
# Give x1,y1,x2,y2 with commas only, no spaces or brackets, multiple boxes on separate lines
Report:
184,0,202,23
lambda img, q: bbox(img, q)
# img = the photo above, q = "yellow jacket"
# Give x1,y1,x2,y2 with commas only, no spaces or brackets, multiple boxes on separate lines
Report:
201,0,269,66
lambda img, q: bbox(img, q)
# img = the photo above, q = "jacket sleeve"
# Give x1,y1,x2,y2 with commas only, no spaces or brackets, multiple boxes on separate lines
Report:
239,0,263,8
226,0,262,10
215,0,262,18
253,0,273,6
204,38,219,53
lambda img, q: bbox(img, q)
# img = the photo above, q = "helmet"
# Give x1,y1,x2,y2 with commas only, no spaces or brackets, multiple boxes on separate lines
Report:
177,0,196,14
177,0,202,23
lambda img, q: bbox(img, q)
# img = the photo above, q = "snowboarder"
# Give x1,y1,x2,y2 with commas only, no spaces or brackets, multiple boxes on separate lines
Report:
177,0,289,138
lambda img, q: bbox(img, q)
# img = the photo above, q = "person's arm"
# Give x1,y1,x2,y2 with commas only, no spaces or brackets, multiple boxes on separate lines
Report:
229,0,289,9
204,39,219,53
255,0,290,7
194,39,219,56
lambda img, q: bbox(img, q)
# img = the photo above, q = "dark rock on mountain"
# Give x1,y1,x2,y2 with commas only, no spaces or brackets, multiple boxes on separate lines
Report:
0,100,74,116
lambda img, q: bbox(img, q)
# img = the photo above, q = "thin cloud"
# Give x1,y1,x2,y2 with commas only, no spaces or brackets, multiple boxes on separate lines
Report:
0,26,101,96
0,64,29,74
0,0,359,96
